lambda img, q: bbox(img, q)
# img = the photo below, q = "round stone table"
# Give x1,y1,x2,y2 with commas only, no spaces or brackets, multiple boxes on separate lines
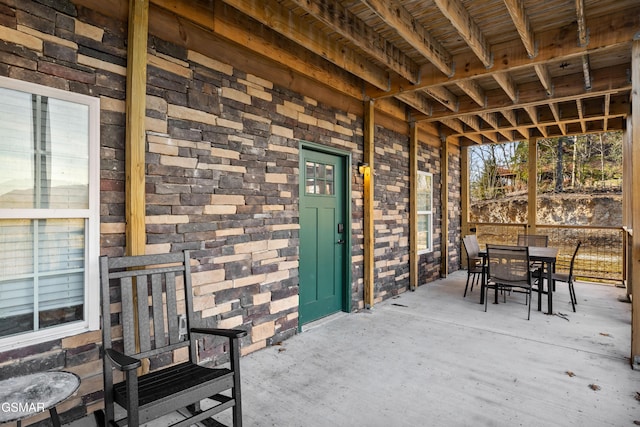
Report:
0,371,80,427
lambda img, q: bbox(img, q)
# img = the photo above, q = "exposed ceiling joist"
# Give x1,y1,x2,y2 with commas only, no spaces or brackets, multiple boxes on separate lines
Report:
577,99,587,133
534,64,553,97
456,79,486,107
440,117,464,133
548,103,566,135
575,0,589,47
288,0,421,83
362,0,454,76
367,7,638,99
423,86,458,112
501,109,518,127
493,71,519,103
459,115,480,131
217,0,391,90
502,0,536,58
419,65,629,122
604,93,611,131
156,0,636,143
396,92,433,117
432,0,493,68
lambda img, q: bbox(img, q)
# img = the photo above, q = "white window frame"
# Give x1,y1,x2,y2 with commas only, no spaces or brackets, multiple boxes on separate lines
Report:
417,171,433,254
0,76,100,351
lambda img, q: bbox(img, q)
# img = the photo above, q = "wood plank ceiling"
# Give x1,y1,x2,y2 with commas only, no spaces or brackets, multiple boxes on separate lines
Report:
164,0,639,145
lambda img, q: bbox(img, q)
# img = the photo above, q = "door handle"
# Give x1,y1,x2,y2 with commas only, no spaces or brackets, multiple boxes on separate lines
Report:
337,239,345,244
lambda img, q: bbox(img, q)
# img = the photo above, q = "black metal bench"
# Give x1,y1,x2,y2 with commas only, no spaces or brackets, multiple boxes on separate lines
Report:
98,250,246,427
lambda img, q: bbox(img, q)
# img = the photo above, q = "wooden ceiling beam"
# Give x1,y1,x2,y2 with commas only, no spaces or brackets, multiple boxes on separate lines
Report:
577,99,587,133
216,0,390,90
534,64,553,97
456,79,486,107
396,92,433,117
441,118,483,144
418,65,630,122
459,115,480,131
525,105,548,137
479,112,498,129
548,103,566,135
367,7,640,99
493,71,518,102
432,0,493,68
422,86,459,112
502,0,536,58
450,109,624,137
518,126,530,140
480,112,513,141
604,93,611,131
523,105,538,124
288,0,421,84
362,0,454,77
575,0,589,47
439,118,464,133
450,115,623,140
501,109,517,126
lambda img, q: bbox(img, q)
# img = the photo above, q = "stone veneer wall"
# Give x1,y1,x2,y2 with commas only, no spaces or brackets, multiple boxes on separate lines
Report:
0,0,456,424
417,141,444,284
448,147,462,273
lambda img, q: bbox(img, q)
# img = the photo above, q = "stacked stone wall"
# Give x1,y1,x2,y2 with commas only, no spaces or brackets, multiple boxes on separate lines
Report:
448,147,462,273
417,142,444,283
0,0,456,424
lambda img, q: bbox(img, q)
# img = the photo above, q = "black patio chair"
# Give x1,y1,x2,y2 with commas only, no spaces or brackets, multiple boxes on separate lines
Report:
552,241,582,312
98,250,246,427
517,233,548,287
462,235,486,298
485,244,533,320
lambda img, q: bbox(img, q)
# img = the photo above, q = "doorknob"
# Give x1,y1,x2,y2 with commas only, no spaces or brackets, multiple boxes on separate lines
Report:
337,239,345,244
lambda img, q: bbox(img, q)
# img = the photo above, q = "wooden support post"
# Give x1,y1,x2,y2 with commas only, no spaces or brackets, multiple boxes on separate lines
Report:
527,137,538,235
630,33,640,369
125,0,149,374
624,118,632,298
461,146,470,269
409,122,418,290
363,100,375,308
125,0,149,257
440,137,449,277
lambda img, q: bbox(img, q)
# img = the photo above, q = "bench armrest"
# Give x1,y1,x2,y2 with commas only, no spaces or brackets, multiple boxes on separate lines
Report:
105,348,142,371
191,328,247,339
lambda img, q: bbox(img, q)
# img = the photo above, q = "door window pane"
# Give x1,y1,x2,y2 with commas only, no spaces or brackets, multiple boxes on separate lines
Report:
305,161,335,195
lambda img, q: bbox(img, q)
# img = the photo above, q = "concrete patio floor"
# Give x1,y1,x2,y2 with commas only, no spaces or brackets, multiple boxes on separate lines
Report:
224,271,639,427
72,270,640,427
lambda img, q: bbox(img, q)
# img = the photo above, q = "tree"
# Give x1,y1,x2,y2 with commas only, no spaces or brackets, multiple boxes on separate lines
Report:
470,131,622,201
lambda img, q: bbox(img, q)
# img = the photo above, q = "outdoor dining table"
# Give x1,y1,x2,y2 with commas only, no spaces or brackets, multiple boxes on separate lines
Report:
478,246,559,314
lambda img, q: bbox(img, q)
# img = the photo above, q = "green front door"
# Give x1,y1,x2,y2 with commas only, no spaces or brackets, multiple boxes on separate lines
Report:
299,148,346,325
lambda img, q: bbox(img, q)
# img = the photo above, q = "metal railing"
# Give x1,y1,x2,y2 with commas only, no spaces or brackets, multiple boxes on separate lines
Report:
469,222,624,284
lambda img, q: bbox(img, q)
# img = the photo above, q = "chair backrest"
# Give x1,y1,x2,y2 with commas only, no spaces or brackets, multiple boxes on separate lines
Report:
568,241,582,278
517,234,548,247
486,244,531,285
100,250,198,363
462,235,480,259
